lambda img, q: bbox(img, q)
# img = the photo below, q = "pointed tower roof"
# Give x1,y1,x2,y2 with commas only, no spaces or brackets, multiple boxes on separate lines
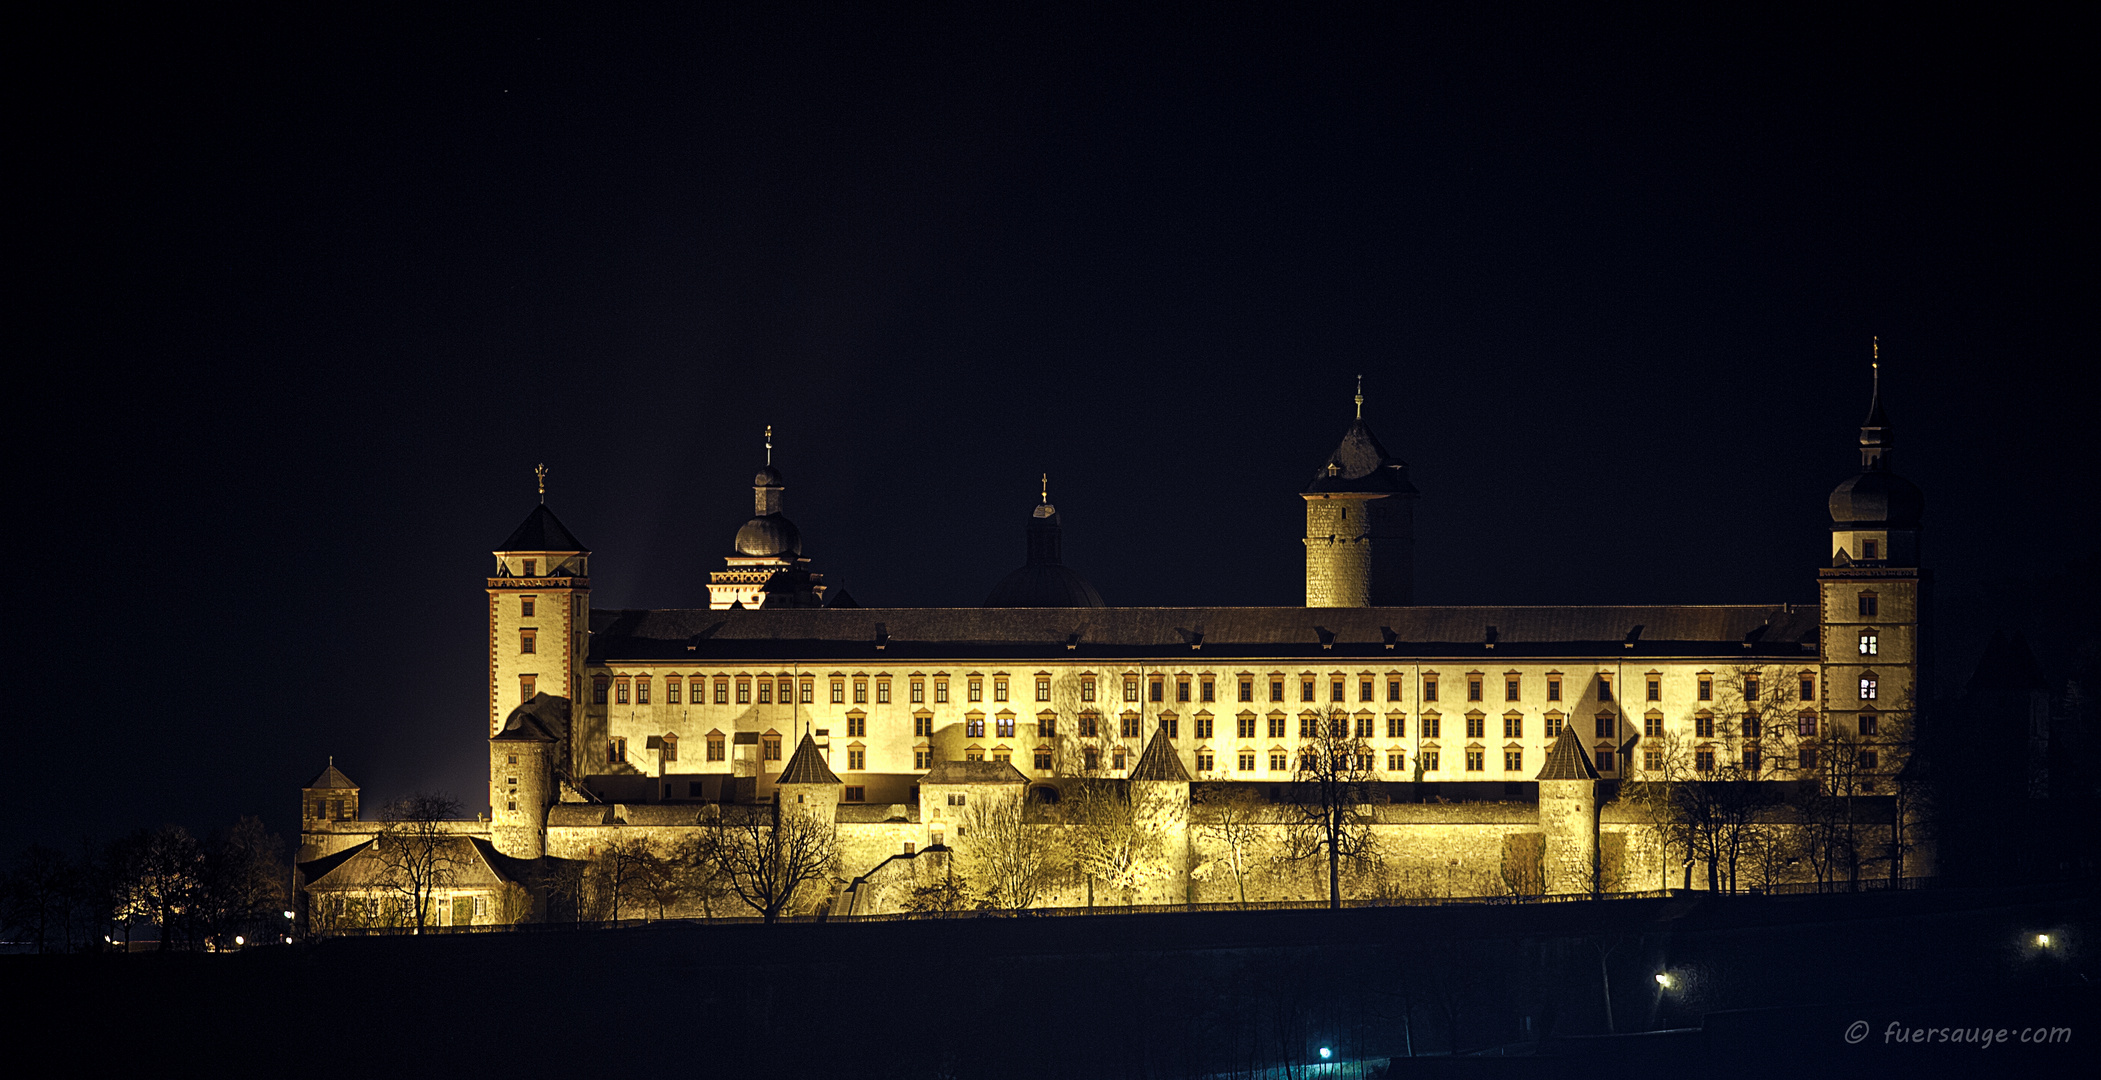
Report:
1828,347,1922,530
777,732,842,786
1304,378,1418,495
305,761,359,789
498,504,588,553
1128,727,1192,782
1535,724,1599,781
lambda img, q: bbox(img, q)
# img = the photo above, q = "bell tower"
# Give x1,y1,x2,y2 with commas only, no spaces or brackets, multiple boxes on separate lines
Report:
1304,378,1418,607
488,464,592,736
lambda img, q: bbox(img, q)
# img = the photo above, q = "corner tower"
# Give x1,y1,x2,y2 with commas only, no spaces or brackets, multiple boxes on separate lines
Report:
1304,379,1418,607
1819,347,1927,788
488,465,591,736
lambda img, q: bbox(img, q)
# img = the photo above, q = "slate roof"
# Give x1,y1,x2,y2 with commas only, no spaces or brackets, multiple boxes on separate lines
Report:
777,733,842,785
920,759,1028,785
587,604,1818,664
1305,418,1418,495
301,836,517,891
1535,724,1600,781
305,763,359,790
1128,728,1192,782
497,504,588,553
493,694,568,743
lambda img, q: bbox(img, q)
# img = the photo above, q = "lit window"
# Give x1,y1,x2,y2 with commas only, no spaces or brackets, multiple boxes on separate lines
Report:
1798,713,1818,737
1859,631,1878,656
1036,678,1051,702
876,680,889,704
707,735,724,761
993,679,1008,702
1124,679,1139,702
832,681,845,704
854,680,868,704
667,681,680,704
616,680,629,705
911,680,925,704
997,715,1016,738
1081,678,1096,702
935,681,949,704
966,717,984,738
758,682,771,704
1859,676,1878,701
799,681,812,704
519,675,535,701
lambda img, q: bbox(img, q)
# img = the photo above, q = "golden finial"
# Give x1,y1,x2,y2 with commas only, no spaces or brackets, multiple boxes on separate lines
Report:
1354,375,1364,419
764,425,773,466
534,463,548,504
1041,472,1049,505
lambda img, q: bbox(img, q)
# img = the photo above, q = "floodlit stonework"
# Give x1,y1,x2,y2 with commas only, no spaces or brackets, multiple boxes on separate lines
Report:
297,378,1929,924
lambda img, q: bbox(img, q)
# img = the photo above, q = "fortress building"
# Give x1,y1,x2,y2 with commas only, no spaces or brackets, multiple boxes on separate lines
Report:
299,372,1929,924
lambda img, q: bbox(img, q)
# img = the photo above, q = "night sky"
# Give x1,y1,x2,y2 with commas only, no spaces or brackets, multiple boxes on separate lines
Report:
12,5,2091,851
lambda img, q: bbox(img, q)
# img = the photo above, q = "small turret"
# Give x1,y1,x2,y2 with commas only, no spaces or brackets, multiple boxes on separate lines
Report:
1304,378,1418,607
1535,724,1600,895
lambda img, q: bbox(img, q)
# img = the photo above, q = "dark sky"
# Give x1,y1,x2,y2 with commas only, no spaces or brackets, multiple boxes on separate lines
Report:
11,4,2092,851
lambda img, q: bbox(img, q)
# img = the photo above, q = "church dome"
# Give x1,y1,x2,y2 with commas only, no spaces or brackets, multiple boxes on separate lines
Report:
753,464,785,488
1828,469,1923,528
984,563,1106,608
735,513,802,557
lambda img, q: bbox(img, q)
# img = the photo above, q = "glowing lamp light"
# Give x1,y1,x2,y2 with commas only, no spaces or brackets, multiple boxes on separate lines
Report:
2036,934,2050,947
1654,972,1674,988
234,935,244,946
283,935,293,944
283,911,295,919
1318,1047,1332,1060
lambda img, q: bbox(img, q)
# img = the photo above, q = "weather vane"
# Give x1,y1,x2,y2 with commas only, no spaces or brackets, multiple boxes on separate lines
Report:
1041,472,1049,505
1354,375,1364,419
535,463,548,504
765,425,773,466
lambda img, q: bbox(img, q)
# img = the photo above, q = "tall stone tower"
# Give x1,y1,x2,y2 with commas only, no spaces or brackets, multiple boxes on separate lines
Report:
1304,380,1418,607
1535,724,1600,895
1819,353,1926,789
488,465,591,737
1128,728,1192,903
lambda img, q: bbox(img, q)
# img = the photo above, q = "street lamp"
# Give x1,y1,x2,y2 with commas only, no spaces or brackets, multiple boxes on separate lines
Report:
1654,972,1675,989
1318,1047,1332,1060
2036,934,2050,947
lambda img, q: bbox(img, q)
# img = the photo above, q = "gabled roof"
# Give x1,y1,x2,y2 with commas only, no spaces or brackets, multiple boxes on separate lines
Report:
302,835,518,891
305,763,359,790
776,733,841,785
1129,728,1192,782
497,504,588,553
920,759,1027,785
1535,724,1600,781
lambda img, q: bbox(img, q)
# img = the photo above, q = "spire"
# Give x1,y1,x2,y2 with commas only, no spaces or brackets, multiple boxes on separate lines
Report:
764,425,773,466
1354,374,1363,419
1041,472,1049,505
535,463,548,504
1857,338,1891,470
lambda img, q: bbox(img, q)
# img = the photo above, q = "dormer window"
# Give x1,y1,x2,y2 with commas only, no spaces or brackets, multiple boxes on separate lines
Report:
522,559,537,576
1862,539,1879,560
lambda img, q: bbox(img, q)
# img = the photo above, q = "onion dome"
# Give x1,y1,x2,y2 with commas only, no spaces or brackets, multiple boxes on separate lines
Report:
735,514,802,557
983,476,1106,608
1828,360,1924,529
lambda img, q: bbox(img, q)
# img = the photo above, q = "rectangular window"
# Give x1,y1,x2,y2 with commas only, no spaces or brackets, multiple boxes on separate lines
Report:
1037,678,1051,702
1027,747,1048,770
1861,749,1879,771
616,680,630,705
1467,679,1482,702
1597,748,1616,772
1121,713,1142,738
1644,747,1664,771
1388,678,1403,702
1421,749,1440,772
1799,713,1817,737
1698,678,1713,701
760,681,777,705
715,680,729,704
1236,714,1256,738
1595,713,1615,739
876,680,890,704
1239,749,1257,771
661,737,677,762
844,785,865,802
1361,679,1375,702
1196,750,1214,772
1744,713,1761,738
1387,751,1406,772
915,748,932,769
1387,715,1404,738
1859,591,1879,617
997,716,1015,738
520,595,535,617
1355,715,1374,738
1800,676,1815,701
1504,748,1522,771
1240,679,1254,702
1300,714,1319,738
1083,747,1101,771
1744,676,1760,702
667,681,680,704
1465,749,1484,772
1113,747,1128,770
521,559,536,576
1423,677,1439,702
846,715,866,737
1503,715,1522,738
1859,631,1879,656
854,680,868,704
913,714,933,737
831,681,845,704
1268,714,1286,738
1040,714,1057,737
1695,748,1715,773
1465,714,1485,738
607,737,626,765
799,681,812,704
1160,715,1178,738
1545,713,1563,737
1124,679,1140,702
1078,713,1098,737
1177,679,1190,703
635,679,650,705
911,680,925,704
763,736,781,761
1738,748,1755,774
519,675,535,701
935,681,949,704
707,735,725,762
1695,714,1714,738
847,748,865,770
1195,715,1214,739
1505,678,1519,702
519,629,536,654
966,717,984,738
593,679,609,705
1859,712,1879,735
1301,680,1315,702
1549,677,1563,702
993,679,1008,702
1862,538,1879,560
1271,679,1286,702
1270,749,1288,771
1331,680,1346,703
1081,678,1096,702
1150,679,1165,703
1201,679,1215,703
1859,677,1878,701
1422,714,1441,738
1597,676,1612,702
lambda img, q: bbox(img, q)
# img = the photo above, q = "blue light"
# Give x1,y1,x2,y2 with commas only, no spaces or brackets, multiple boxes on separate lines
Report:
1319,1047,1332,1059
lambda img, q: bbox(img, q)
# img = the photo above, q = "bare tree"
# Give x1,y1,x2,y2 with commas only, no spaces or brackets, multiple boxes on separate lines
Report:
2,844,93,954
197,817,287,947
588,836,659,921
376,793,463,933
109,825,204,950
669,832,733,918
1060,777,1164,907
957,790,1063,910
1193,784,1270,906
1281,706,1380,909
702,801,837,923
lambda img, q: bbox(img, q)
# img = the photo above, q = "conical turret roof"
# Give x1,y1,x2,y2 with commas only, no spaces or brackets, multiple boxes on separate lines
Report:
1535,723,1599,781
1128,727,1192,782
777,732,841,785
